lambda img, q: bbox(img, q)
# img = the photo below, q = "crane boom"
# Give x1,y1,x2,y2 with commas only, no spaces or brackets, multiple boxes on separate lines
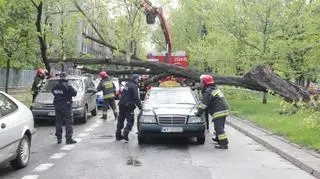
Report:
139,0,172,63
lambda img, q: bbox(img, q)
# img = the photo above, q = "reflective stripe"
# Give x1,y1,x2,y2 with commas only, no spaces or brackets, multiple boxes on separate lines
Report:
104,81,113,88
211,89,224,97
102,111,108,115
212,110,228,119
218,133,227,140
198,103,207,110
104,93,115,99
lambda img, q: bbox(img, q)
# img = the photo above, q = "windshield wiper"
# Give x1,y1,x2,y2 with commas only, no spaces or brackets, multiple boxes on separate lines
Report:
174,103,195,105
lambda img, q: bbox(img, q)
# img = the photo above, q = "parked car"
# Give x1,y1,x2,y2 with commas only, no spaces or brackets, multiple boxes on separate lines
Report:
94,78,121,108
0,91,35,169
137,87,206,144
31,75,97,124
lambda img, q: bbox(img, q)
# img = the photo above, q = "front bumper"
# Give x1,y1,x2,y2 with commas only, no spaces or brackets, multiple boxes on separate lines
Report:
137,123,205,138
32,107,85,120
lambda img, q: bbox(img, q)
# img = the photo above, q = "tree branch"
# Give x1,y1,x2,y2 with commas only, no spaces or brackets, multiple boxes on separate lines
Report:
30,0,38,8
73,0,105,42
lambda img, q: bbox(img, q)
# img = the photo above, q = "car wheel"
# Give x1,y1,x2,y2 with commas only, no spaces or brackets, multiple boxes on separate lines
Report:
138,136,145,144
91,106,97,116
80,107,88,124
197,136,205,145
10,135,30,169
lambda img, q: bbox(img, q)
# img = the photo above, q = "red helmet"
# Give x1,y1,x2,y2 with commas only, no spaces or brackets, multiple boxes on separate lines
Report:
99,71,108,78
36,68,45,77
202,75,214,86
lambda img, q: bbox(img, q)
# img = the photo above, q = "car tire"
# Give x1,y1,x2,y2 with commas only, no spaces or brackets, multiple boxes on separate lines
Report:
197,136,205,145
138,136,145,144
80,107,88,124
91,106,97,116
10,135,30,169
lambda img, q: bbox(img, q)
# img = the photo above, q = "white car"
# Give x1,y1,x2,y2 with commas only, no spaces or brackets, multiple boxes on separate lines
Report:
0,91,35,169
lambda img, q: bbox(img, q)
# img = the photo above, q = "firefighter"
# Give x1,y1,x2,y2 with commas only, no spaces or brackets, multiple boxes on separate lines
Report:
199,75,210,131
115,74,142,142
52,72,77,144
195,75,229,149
96,71,118,120
31,68,46,102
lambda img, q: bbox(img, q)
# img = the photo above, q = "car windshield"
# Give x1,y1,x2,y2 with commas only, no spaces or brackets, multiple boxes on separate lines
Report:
144,89,196,106
41,79,84,92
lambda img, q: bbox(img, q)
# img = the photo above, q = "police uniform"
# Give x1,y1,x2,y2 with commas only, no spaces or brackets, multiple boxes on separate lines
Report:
116,75,142,141
96,77,118,120
196,84,229,149
52,75,77,144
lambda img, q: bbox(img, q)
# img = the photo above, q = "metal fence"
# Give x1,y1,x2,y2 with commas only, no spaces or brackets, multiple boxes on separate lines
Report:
0,68,35,88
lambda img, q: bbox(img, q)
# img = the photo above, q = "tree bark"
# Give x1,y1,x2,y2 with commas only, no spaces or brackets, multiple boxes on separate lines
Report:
32,1,50,72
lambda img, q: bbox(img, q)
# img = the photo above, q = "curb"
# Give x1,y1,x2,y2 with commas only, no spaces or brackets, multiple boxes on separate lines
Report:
227,116,320,179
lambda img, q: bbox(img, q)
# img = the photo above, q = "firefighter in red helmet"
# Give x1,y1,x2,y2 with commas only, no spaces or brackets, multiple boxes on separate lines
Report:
31,68,46,102
96,71,118,120
195,75,229,149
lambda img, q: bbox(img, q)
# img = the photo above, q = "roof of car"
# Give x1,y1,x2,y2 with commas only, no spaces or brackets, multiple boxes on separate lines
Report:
149,87,191,91
49,75,87,80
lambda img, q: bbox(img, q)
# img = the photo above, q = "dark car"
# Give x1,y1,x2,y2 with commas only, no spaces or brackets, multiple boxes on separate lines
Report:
31,75,97,124
137,87,206,144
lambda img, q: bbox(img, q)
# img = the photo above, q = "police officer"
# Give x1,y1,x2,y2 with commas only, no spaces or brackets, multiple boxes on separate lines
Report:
195,75,229,149
116,74,142,142
52,72,77,144
31,68,46,102
96,71,118,120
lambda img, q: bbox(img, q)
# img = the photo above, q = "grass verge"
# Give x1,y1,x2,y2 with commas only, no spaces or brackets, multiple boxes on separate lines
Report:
223,86,320,151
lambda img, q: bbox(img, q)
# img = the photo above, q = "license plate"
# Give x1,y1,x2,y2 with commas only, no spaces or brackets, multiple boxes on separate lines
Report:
48,111,55,116
161,127,183,133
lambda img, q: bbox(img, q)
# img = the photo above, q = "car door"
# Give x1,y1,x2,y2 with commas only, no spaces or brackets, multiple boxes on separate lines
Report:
86,79,96,111
0,93,20,163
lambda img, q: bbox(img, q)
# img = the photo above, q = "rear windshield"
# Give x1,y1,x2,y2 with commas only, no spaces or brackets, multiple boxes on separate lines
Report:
41,79,84,92
145,89,196,105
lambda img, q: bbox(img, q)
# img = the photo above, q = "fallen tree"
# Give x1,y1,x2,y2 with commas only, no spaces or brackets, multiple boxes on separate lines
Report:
48,57,320,106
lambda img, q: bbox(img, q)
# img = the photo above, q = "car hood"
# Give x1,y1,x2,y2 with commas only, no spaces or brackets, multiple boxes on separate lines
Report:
142,104,197,116
35,92,83,104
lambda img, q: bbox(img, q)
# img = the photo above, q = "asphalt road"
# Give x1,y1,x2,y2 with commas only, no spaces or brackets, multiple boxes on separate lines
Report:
0,111,316,179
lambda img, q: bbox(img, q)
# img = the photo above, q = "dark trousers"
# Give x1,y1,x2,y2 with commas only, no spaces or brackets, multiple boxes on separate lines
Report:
205,110,209,130
116,104,134,137
213,116,228,145
32,91,39,102
102,98,117,118
54,103,73,140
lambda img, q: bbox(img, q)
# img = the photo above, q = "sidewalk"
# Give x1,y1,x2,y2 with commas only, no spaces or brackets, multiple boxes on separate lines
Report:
227,116,320,178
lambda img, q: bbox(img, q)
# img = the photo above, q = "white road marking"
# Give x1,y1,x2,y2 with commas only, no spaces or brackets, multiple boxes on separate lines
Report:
21,175,39,179
49,152,66,159
61,144,75,150
33,163,54,172
78,133,89,137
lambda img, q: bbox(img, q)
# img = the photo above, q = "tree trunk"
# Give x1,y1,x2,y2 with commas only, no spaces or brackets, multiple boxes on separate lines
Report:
34,2,50,72
47,57,320,106
262,92,267,104
5,59,10,93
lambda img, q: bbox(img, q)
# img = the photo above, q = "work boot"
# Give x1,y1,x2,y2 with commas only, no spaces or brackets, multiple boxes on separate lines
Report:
66,138,77,145
116,135,123,141
100,115,107,120
57,138,62,144
212,137,218,143
122,132,129,142
215,144,228,149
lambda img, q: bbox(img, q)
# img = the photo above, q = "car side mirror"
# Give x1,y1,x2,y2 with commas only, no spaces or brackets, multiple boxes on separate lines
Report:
86,88,96,93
